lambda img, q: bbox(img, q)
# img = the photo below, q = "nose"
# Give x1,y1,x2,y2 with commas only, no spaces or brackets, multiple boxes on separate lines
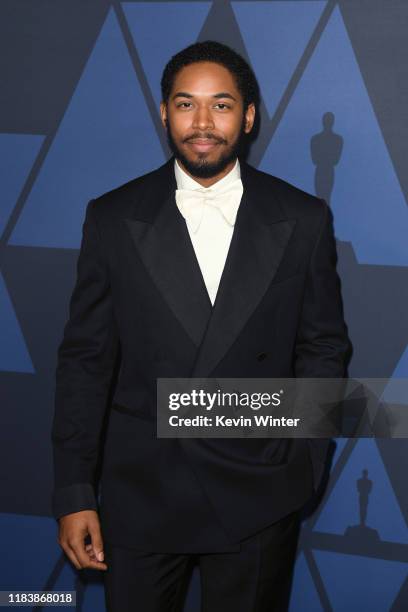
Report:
192,106,215,131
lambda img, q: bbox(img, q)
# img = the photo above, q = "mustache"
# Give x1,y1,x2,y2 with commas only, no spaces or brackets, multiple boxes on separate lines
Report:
184,134,226,144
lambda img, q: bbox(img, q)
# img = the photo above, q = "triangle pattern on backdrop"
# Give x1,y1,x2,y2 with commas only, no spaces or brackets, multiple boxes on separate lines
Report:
381,345,408,404
232,0,326,118
0,272,34,373
289,552,323,612
123,1,212,111
259,6,408,266
9,8,164,250
315,438,407,544
314,550,407,612
0,133,44,237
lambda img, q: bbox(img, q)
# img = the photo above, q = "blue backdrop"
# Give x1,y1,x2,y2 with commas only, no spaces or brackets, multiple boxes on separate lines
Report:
1,1,407,610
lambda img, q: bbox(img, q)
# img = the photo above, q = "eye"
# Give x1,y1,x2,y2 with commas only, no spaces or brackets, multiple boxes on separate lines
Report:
215,103,230,109
177,102,192,108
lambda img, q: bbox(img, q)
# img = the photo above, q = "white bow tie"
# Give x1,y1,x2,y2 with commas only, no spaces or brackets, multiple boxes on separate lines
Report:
175,178,243,233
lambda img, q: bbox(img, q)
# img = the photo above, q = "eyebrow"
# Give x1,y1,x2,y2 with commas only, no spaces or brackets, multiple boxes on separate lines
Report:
172,91,237,102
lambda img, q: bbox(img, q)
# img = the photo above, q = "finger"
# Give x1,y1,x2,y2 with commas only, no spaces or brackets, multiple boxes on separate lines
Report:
88,522,105,563
70,538,94,567
70,538,107,571
85,542,101,563
63,545,82,570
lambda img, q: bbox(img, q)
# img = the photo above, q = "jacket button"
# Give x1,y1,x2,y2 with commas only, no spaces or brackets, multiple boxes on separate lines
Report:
256,351,268,361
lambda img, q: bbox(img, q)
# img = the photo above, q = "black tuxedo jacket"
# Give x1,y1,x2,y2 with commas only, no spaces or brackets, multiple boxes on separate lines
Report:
51,155,350,553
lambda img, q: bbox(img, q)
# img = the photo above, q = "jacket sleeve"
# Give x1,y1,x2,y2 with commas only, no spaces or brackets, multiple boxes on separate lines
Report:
51,199,120,520
294,199,351,378
293,200,351,486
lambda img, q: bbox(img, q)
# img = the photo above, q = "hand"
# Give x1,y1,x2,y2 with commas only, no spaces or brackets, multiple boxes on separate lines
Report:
57,510,108,571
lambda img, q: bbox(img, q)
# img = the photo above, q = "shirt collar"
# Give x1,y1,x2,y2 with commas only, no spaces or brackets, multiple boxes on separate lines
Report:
174,157,241,192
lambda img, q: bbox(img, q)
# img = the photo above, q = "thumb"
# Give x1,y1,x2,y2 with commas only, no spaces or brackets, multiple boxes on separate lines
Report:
88,520,104,562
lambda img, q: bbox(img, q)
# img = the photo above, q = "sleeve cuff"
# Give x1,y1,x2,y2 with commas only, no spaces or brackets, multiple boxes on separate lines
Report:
52,483,97,520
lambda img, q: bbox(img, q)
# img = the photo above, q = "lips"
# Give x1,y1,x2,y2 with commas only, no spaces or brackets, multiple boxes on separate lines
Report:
187,139,219,152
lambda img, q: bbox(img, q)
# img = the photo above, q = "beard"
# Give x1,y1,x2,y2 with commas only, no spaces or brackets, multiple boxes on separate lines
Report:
165,113,248,179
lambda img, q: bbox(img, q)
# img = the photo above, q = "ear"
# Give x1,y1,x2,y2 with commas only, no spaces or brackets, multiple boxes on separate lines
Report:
244,103,256,134
160,101,168,128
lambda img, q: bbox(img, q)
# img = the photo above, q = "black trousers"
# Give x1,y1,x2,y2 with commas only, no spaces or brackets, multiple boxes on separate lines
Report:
103,509,301,612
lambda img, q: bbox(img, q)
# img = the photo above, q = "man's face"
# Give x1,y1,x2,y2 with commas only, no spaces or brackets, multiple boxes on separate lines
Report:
160,61,255,179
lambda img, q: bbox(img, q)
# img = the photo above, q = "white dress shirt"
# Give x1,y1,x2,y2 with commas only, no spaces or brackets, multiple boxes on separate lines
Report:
174,158,243,305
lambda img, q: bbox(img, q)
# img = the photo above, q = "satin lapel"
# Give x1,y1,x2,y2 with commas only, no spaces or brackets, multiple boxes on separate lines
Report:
190,161,296,377
124,158,212,347
123,156,296,371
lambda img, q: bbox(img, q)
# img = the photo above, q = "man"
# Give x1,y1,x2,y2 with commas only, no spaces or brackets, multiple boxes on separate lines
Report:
52,40,350,611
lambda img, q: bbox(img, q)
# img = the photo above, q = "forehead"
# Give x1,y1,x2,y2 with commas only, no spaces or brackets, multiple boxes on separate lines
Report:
172,61,239,95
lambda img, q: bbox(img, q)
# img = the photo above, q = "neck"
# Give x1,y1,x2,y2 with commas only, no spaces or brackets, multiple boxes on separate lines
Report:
176,158,237,188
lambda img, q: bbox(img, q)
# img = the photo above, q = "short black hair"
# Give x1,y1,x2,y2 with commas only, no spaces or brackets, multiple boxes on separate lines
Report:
160,40,260,112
